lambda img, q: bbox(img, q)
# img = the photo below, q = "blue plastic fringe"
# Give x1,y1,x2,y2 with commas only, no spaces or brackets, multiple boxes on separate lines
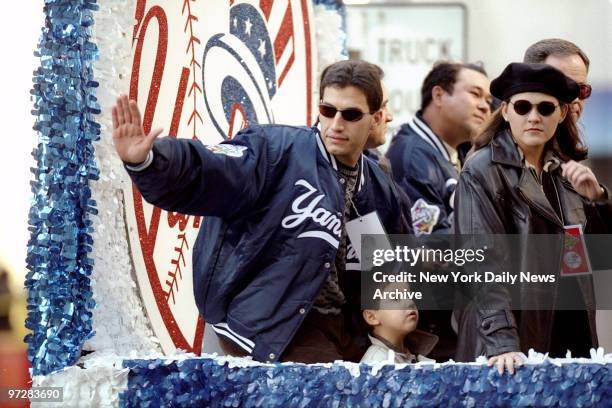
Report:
27,0,100,376
120,358,612,407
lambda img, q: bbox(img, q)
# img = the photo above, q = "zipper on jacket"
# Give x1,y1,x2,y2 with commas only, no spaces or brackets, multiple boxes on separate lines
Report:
550,176,565,226
520,181,570,336
517,189,564,230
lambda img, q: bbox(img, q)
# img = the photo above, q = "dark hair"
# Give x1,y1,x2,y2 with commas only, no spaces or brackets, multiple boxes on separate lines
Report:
319,60,383,113
523,39,590,71
420,61,488,111
473,105,587,161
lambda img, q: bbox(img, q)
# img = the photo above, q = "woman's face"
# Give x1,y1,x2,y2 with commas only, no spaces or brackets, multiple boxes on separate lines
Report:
501,92,568,152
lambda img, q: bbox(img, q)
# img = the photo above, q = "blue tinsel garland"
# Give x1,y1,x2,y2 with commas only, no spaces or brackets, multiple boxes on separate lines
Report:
22,5,612,408
27,0,100,376
120,358,612,407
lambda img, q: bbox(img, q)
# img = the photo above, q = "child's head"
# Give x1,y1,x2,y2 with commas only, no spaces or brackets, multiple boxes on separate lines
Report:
362,282,419,343
363,302,419,338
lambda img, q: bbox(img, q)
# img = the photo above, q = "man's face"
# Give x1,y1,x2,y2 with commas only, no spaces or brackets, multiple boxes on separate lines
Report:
366,83,393,149
545,54,589,120
319,85,381,166
439,68,492,143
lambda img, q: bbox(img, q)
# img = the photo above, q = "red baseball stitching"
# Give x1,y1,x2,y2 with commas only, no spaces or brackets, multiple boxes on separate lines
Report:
165,232,189,304
182,0,203,140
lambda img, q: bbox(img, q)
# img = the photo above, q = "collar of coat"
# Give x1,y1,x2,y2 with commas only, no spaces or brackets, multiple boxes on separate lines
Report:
407,113,453,163
491,129,562,173
490,129,561,172
490,129,524,167
368,328,439,357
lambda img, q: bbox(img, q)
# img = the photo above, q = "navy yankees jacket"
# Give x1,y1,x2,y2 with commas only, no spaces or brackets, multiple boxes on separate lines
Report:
126,124,410,362
386,114,459,235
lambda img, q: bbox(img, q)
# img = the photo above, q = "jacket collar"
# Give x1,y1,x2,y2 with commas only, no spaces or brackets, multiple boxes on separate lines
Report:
407,113,452,163
368,329,438,357
491,129,562,173
314,124,365,192
518,169,564,227
368,334,411,356
404,328,439,356
490,129,523,168
521,148,561,176
491,130,565,226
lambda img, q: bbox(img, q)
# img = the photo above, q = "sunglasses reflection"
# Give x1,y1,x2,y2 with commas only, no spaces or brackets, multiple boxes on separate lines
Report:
578,84,592,100
510,100,559,116
319,103,368,122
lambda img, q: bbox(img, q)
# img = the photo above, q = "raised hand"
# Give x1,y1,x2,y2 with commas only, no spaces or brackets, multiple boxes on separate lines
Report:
112,94,163,164
561,160,605,201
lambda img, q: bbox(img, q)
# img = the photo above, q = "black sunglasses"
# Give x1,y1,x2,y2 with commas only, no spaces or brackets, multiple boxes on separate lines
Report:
509,100,559,117
578,84,592,100
318,103,369,122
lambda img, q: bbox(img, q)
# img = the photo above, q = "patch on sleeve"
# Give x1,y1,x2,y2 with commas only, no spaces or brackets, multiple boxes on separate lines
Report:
411,198,440,236
205,144,248,157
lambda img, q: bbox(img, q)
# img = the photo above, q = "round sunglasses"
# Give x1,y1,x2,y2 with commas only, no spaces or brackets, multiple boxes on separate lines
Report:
509,100,559,117
318,103,370,122
578,84,592,100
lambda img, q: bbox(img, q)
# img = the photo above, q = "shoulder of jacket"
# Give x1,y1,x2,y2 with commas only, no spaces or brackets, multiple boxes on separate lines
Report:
388,137,441,173
234,124,316,156
463,145,494,176
243,123,315,139
394,122,417,137
396,132,445,159
365,159,402,197
364,156,386,179
360,344,390,364
416,354,435,363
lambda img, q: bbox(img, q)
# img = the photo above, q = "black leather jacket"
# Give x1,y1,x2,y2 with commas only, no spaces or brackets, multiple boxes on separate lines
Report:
453,129,612,360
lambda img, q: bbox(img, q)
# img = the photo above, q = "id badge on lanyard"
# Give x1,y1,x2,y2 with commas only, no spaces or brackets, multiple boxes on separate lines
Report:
345,211,393,264
561,224,592,276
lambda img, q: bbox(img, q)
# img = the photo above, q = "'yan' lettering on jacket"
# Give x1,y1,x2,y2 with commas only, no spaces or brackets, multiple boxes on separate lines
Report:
126,124,410,362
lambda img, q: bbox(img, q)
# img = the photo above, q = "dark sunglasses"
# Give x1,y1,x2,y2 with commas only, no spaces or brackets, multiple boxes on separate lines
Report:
318,103,369,122
509,100,559,117
578,84,592,100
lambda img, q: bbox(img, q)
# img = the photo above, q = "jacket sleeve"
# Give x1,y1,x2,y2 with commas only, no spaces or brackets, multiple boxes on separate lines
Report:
394,149,453,235
454,170,520,357
125,125,276,218
585,184,612,233
396,186,414,234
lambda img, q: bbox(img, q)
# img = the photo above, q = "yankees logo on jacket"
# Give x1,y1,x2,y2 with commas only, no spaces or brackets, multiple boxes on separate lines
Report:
126,124,410,362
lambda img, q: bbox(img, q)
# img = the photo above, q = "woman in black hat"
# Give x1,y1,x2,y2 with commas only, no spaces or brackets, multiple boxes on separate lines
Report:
452,62,612,374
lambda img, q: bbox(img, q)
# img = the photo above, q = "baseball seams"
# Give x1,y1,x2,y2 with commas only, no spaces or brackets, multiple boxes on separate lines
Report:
165,232,189,305
182,0,203,140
